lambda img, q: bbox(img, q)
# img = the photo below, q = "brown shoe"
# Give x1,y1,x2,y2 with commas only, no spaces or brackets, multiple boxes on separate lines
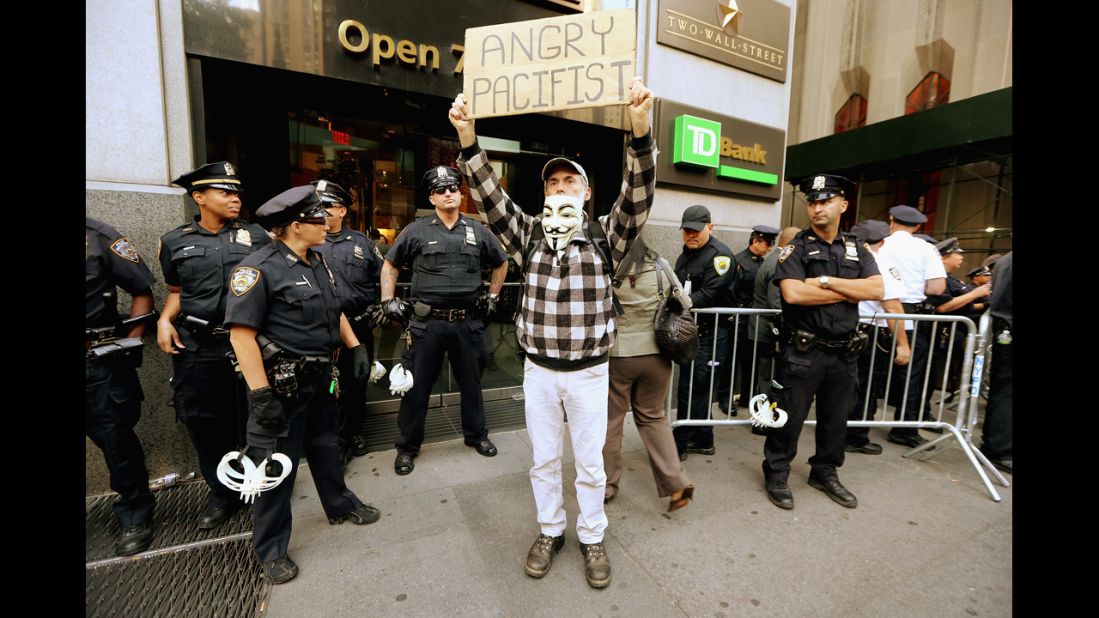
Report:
524,533,564,578
668,485,695,512
579,541,611,588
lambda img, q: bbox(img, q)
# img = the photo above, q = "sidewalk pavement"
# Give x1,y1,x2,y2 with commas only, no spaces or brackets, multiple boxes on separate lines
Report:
266,415,1011,617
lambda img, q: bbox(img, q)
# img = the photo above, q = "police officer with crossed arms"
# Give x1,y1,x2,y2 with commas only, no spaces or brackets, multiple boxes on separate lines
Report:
763,174,883,510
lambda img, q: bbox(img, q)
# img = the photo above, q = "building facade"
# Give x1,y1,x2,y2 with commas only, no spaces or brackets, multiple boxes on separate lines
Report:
782,0,1012,260
86,0,795,491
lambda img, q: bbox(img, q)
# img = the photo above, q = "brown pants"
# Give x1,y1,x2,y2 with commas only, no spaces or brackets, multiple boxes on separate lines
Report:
605,354,692,499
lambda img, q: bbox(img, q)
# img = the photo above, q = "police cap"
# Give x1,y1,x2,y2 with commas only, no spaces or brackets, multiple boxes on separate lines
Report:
935,237,963,255
311,179,352,206
967,265,992,278
256,186,330,229
982,254,1002,269
423,166,462,191
172,161,243,193
797,174,855,202
852,220,890,244
541,157,589,185
889,205,928,225
751,224,780,242
915,233,937,243
680,204,712,231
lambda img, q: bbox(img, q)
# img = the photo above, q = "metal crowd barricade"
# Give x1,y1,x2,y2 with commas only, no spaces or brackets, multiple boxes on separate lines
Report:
666,307,1010,502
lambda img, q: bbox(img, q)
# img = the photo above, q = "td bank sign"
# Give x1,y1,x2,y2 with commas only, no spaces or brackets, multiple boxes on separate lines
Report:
655,99,785,200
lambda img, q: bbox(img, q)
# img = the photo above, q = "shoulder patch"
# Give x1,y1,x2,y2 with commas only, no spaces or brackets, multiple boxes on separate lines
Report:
110,237,141,263
889,266,902,281
372,244,383,259
230,267,261,296
714,255,731,276
156,238,163,260
777,245,795,264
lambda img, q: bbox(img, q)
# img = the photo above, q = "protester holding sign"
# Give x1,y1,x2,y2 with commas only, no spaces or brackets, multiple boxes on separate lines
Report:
449,74,655,589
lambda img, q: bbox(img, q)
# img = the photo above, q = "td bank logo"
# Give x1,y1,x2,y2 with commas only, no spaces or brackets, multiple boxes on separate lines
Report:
672,114,777,185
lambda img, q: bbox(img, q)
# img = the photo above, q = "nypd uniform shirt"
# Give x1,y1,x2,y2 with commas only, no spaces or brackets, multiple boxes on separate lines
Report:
158,215,271,330
876,230,946,308
314,228,383,317
674,237,737,330
224,241,343,358
773,229,880,339
86,217,156,327
386,213,507,308
858,248,906,328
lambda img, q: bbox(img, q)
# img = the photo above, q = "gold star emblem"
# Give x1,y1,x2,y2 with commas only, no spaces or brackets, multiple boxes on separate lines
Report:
719,0,743,33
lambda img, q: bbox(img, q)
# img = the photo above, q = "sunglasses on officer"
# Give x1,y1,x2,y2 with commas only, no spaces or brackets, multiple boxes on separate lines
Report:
432,184,460,195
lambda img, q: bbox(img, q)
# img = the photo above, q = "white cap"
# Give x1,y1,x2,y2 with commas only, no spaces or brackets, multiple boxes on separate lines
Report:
541,157,588,185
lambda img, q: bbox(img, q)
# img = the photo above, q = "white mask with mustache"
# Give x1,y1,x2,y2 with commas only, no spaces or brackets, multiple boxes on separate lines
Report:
542,195,584,252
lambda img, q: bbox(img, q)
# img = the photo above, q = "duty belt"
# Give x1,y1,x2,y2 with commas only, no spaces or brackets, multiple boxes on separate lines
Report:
428,307,472,321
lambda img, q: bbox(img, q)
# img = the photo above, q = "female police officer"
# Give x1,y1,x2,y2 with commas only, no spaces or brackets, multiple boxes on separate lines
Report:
224,185,380,584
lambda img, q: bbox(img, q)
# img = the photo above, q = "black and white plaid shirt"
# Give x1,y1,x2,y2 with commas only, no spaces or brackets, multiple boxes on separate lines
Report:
456,134,657,367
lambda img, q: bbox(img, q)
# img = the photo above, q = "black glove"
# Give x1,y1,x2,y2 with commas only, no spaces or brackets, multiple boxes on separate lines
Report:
350,344,371,381
382,298,408,322
248,386,286,432
362,304,383,329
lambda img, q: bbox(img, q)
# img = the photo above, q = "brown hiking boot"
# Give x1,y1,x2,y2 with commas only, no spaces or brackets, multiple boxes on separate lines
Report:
524,533,564,578
579,541,611,588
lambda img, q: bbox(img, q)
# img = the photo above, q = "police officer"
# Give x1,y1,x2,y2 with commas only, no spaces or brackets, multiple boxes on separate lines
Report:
762,174,883,510
380,166,509,475
86,217,157,556
929,238,990,406
876,205,947,447
747,226,800,434
311,179,384,462
967,264,992,288
717,224,780,413
844,220,910,455
981,251,1012,474
673,204,737,460
225,185,380,584
156,162,271,530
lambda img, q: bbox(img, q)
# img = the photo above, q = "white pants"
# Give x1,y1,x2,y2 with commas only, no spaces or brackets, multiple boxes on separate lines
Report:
523,358,609,544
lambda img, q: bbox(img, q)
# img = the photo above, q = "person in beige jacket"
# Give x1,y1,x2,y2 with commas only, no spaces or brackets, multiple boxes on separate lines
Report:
604,237,695,511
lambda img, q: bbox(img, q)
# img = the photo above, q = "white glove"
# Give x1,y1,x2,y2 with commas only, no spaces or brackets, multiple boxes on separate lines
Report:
388,363,415,396
369,360,386,383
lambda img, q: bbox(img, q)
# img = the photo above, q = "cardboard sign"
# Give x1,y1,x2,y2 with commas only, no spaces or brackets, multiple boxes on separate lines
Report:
463,9,636,119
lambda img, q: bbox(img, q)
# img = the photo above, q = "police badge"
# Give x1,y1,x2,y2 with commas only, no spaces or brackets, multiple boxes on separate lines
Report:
354,244,364,259
224,162,235,176
110,237,141,263
812,175,826,190
230,267,260,296
235,228,252,247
